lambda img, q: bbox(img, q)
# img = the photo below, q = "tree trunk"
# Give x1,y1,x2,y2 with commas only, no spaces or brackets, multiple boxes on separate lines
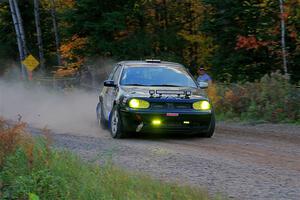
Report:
34,0,45,72
50,0,62,65
279,0,288,78
9,0,26,80
13,0,27,57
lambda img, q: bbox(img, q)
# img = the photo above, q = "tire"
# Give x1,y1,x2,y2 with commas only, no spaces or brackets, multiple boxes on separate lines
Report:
110,106,126,139
201,114,215,138
96,101,107,128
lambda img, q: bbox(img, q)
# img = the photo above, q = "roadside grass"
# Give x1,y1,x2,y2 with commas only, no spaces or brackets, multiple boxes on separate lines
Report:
216,113,300,126
0,119,211,200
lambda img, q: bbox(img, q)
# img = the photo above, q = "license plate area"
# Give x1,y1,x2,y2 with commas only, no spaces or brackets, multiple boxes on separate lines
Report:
166,113,179,117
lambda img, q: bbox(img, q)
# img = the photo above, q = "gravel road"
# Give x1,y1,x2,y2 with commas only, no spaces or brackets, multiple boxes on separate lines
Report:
29,122,300,200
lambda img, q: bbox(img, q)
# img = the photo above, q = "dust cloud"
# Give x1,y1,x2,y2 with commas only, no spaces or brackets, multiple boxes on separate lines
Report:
1,61,112,137
0,80,104,136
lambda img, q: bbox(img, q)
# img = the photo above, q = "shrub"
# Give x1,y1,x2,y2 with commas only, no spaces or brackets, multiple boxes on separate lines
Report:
0,119,27,166
0,120,66,199
209,72,300,123
1,148,68,199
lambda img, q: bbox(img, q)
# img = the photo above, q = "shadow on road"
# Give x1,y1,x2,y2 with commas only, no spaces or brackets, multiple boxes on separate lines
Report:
126,131,209,141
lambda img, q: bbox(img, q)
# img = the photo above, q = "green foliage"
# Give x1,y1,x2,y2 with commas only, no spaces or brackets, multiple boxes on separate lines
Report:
29,193,40,200
0,139,68,199
212,72,300,123
202,0,300,82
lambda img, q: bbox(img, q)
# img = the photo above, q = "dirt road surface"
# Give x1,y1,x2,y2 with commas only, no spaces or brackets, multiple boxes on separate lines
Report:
29,122,300,200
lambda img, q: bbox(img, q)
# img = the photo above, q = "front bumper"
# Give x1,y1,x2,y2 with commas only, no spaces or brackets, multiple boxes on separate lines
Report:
119,108,213,133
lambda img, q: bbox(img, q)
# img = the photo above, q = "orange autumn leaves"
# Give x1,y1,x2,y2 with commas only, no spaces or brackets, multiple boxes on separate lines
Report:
235,35,277,50
59,35,87,68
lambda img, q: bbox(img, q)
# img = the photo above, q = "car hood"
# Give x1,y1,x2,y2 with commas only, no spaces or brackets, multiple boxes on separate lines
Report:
119,86,208,99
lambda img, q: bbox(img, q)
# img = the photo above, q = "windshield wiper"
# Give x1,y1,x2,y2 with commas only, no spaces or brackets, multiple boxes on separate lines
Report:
123,84,183,87
147,84,180,87
123,84,146,86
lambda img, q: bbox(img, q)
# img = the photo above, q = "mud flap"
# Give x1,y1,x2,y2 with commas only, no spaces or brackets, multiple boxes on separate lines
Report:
108,111,112,128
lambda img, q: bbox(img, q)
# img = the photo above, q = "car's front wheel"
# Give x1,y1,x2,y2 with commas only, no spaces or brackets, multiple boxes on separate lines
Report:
199,114,215,138
110,106,126,139
197,113,216,138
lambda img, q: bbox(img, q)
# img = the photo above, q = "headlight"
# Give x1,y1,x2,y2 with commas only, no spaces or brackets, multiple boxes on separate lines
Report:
192,100,211,110
128,98,150,109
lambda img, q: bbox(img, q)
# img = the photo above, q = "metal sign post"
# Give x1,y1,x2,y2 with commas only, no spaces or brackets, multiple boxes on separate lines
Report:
22,54,40,80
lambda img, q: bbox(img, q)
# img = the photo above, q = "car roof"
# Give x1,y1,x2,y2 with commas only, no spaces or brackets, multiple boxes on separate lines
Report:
118,60,185,68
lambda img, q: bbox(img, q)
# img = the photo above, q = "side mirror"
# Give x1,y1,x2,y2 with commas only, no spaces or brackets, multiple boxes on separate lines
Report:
198,81,208,89
104,80,116,87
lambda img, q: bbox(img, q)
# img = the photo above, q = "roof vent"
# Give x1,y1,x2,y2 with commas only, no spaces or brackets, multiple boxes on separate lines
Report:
145,59,161,63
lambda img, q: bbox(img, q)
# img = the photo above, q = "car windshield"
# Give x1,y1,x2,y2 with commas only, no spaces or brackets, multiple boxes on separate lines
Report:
120,66,197,88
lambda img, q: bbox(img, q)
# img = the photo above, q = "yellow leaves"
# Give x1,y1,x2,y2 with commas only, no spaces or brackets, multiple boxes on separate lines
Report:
257,0,272,8
178,6,204,33
189,0,205,18
178,32,215,47
174,1,217,68
53,66,79,77
178,31,217,68
59,0,76,8
41,0,75,10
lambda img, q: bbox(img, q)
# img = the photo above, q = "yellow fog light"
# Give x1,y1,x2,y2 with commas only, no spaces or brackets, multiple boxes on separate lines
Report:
152,119,161,125
193,101,211,110
129,98,150,109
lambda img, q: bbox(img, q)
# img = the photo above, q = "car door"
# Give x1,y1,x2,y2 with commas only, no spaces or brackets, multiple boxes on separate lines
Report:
103,64,122,120
102,65,117,120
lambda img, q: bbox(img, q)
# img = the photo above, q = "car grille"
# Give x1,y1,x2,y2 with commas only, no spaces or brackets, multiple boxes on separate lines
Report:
150,102,192,110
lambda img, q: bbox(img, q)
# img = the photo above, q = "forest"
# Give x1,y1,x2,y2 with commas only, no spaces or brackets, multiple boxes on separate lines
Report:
0,0,299,83
1,2,300,199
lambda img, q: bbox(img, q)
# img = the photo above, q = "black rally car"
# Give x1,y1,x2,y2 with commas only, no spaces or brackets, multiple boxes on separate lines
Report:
96,60,215,138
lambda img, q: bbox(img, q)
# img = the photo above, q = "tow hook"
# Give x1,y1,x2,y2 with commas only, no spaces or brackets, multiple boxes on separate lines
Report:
136,122,144,132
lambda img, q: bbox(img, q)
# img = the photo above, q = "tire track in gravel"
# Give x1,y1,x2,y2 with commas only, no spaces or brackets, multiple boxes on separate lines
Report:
161,131,300,172
30,123,300,200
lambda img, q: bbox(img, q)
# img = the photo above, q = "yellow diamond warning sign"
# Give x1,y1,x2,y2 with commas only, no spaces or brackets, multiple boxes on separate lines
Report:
22,55,39,72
